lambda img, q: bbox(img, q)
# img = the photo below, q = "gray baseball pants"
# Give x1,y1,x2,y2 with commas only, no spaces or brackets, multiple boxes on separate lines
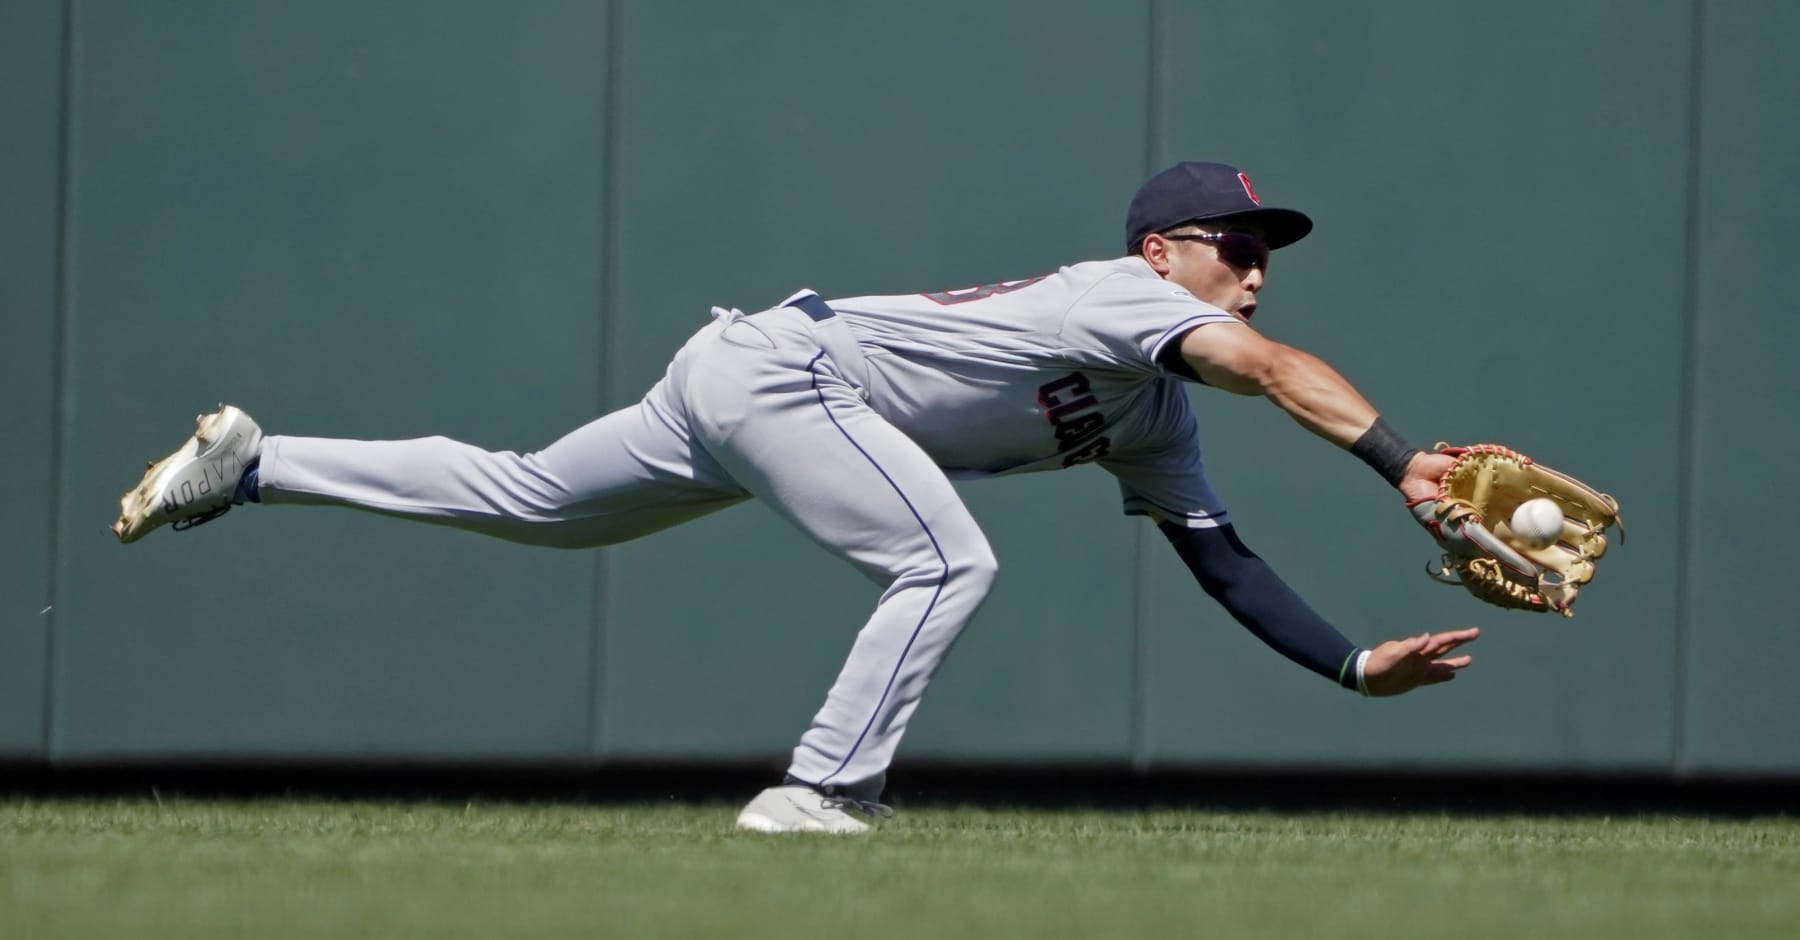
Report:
255,295,998,798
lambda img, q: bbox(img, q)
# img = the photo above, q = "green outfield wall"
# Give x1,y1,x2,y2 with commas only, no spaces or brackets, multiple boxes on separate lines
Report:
5,0,1796,777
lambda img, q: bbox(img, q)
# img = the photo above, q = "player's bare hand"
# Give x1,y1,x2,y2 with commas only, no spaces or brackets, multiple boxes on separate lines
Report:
1397,451,1455,503
1361,627,1479,696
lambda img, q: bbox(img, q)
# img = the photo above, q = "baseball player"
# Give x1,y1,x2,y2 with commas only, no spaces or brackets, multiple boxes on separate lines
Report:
112,161,1478,834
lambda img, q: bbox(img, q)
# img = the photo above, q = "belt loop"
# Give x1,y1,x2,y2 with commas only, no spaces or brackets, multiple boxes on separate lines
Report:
781,289,835,323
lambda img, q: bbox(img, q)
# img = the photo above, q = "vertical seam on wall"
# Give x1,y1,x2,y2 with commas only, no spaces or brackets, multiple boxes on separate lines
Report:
1671,0,1706,778
588,0,624,762
42,0,78,763
1129,0,1167,774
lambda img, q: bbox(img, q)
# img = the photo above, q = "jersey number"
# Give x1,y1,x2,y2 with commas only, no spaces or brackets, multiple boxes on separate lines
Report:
920,275,1047,306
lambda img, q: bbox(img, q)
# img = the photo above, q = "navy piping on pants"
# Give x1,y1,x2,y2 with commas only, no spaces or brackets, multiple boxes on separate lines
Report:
802,349,951,787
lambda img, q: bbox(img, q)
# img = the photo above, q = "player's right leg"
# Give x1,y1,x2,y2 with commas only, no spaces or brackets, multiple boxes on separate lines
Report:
679,304,1000,831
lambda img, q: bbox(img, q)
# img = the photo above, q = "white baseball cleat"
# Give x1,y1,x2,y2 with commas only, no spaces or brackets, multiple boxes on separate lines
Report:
734,785,889,834
112,404,263,544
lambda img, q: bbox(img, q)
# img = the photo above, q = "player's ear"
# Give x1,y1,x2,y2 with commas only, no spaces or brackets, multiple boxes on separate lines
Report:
1139,234,1175,276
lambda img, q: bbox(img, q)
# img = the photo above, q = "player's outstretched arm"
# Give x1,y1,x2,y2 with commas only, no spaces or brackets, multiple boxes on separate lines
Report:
1159,522,1477,697
1178,322,1457,497
1158,521,1362,689
1178,322,1380,447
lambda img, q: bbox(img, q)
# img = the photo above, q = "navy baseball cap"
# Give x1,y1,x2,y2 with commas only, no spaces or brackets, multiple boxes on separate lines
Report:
1125,161,1313,254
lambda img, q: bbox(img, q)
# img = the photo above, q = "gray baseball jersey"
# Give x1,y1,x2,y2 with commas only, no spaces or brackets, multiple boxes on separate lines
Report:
828,256,1235,529
255,255,1239,798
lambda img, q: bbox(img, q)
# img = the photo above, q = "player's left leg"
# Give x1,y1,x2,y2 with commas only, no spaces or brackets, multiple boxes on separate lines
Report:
112,315,770,546
251,401,747,548
113,386,750,549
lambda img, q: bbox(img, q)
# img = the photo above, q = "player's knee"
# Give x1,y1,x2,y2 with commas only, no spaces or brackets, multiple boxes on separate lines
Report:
951,544,999,599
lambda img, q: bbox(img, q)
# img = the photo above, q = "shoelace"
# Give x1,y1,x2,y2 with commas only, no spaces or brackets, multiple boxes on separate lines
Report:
171,505,232,531
819,793,895,819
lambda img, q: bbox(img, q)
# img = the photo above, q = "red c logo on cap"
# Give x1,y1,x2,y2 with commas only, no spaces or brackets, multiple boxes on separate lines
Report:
1238,172,1261,205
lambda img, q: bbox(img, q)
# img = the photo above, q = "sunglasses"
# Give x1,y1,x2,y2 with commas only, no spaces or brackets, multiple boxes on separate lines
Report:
1161,231,1270,271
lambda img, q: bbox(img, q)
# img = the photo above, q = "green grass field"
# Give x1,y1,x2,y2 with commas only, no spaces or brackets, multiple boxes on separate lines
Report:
3,799,1796,939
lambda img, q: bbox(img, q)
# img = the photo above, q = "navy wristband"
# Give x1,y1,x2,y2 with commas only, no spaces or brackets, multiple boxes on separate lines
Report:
1351,417,1420,488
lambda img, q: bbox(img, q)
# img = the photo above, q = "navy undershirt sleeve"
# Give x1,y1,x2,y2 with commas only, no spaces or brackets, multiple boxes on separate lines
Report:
1155,327,1204,383
1158,521,1363,690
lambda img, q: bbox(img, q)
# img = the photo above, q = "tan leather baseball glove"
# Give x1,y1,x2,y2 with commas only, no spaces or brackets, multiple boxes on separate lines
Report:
1407,444,1624,617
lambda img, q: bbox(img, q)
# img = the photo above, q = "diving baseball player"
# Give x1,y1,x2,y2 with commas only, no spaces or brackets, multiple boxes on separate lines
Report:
112,161,1479,834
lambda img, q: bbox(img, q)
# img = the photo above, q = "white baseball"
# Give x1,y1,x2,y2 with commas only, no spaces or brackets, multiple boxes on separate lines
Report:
1509,498,1565,549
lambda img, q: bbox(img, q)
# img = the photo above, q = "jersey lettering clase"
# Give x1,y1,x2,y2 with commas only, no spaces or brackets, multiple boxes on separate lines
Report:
825,257,1237,529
